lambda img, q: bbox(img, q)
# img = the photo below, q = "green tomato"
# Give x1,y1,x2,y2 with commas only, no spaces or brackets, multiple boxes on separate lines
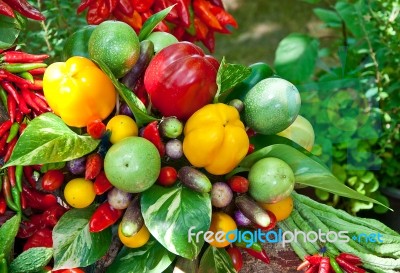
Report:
146,31,178,53
104,137,161,193
248,157,295,203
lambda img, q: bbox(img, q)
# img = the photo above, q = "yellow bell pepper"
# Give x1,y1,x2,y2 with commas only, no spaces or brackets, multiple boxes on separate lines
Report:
43,56,116,127
183,103,249,175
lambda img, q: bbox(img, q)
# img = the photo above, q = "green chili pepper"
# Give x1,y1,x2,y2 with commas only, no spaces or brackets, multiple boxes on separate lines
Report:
0,63,47,73
15,165,23,193
11,187,21,212
233,231,263,252
0,86,7,111
6,122,19,143
223,62,274,102
2,175,19,212
330,256,344,273
18,71,34,83
0,257,8,273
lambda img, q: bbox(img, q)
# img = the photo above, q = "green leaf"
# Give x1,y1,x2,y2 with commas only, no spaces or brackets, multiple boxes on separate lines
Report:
141,184,212,259
3,113,99,168
274,33,319,83
335,2,364,38
52,206,112,270
0,14,26,49
231,144,389,209
0,214,21,260
198,246,236,273
106,237,175,273
40,161,66,173
93,59,158,127
10,247,53,273
214,57,252,102
139,6,175,41
313,8,342,28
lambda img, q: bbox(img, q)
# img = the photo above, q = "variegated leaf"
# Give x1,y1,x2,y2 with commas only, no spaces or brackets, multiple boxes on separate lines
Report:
52,206,112,270
3,113,100,167
198,246,236,273
141,184,212,259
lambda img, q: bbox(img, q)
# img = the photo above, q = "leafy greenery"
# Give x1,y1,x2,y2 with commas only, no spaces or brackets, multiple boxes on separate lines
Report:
274,0,400,214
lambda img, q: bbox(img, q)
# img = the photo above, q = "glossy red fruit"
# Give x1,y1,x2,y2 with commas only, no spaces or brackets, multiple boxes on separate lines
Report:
227,246,243,272
144,42,219,120
157,166,178,187
255,210,277,231
41,170,64,191
87,119,106,139
227,176,249,193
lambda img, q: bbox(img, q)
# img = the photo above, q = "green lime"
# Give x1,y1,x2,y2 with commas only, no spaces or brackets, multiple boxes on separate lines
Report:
104,137,161,193
62,25,96,61
243,77,301,135
248,157,295,203
89,21,140,78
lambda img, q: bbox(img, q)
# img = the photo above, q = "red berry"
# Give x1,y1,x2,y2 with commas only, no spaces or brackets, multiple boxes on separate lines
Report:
255,210,277,231
247,144,255,155
227,176,249,193
85,153,103,180
157,166,178,187
87,119,106,139
41,169,64,191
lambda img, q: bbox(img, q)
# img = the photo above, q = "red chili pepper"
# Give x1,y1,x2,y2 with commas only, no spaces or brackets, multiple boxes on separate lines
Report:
18,123,26,135
0,0,15,17
85,153,103,180
227,246,243,272
172,25,186,40
132,0,154,13
0,132,9,157
0,51,48,63
2,0,45,20
105,0,117,12
4,137,17,162
305,255,323,265
21,192,26,209
89,201,123,232
193,0,223,31
31,92,50,112
201,29,216,52
244,248,270,264
176,0,190,27
15,110,23,123
133,76,149,106
7,166,16,187
28,67,46,75
22,186,58,211
77,0,95,13
209,4,238,33
42,204,67,227
113,8,143,31
297,260,311,271
153,0,179,21
0,120,12,136
0,80,20,105
7,92,16,122
141,121,165,157
28,79,43,91
23,228,53,251
42,169,64,192
305,264,319,273
194,16,209,40
21,88,39,110
318,257,331,273
115,0,134,16
337,253,362,266
335,257,365,273
94,171,113,195
86,119,106,139
2,174,19,212
23,166,36,187
207,0,224,8
86,0,107,24
0,194,6,215
247,143,255,155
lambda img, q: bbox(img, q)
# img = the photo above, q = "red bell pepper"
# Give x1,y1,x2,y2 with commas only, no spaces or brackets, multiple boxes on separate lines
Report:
93,171,113,195
141,121,165,157
89,202,123,232
23,228,53,251
22,185,58,211
85,153,103,180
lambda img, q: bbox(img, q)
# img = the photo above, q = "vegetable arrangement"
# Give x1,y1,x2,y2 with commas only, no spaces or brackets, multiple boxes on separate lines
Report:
76,0,237,51
0,5,399,273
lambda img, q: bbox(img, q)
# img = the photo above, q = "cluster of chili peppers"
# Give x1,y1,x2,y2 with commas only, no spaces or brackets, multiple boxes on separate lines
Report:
76,0,237,52
297,253,365,273
0,0,45,20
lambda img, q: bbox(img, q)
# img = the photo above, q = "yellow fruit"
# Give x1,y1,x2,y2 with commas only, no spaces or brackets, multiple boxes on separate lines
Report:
208,212,237,248
64,178,96,208
259,196,294,221
118,223,150,248
106,115,138,144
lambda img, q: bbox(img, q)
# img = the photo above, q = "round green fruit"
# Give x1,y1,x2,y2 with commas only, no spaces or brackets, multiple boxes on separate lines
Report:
248,157,295,203
146,31,178,53
243,78,301,135
277,115,315,151
62,25,96,61
89,20,140,78
104,137,161,193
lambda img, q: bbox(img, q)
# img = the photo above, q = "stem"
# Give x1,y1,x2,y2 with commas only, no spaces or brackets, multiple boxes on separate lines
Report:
37,0,53,51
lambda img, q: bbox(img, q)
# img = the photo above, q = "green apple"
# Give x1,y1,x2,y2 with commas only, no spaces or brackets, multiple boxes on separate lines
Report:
146,31,178,53
104,137,161,193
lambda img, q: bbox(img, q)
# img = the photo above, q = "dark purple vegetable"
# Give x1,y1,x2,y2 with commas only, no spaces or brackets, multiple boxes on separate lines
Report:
235,195,271,228
234,210,252,226
108,188,132,210
120,195,144,237
178,166,212,193
165,139,183,159
67,156,86,175
119,103,134,118
211,182,233,208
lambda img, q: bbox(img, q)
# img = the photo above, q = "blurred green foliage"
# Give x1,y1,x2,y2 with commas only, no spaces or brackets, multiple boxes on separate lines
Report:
274,0,400,214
